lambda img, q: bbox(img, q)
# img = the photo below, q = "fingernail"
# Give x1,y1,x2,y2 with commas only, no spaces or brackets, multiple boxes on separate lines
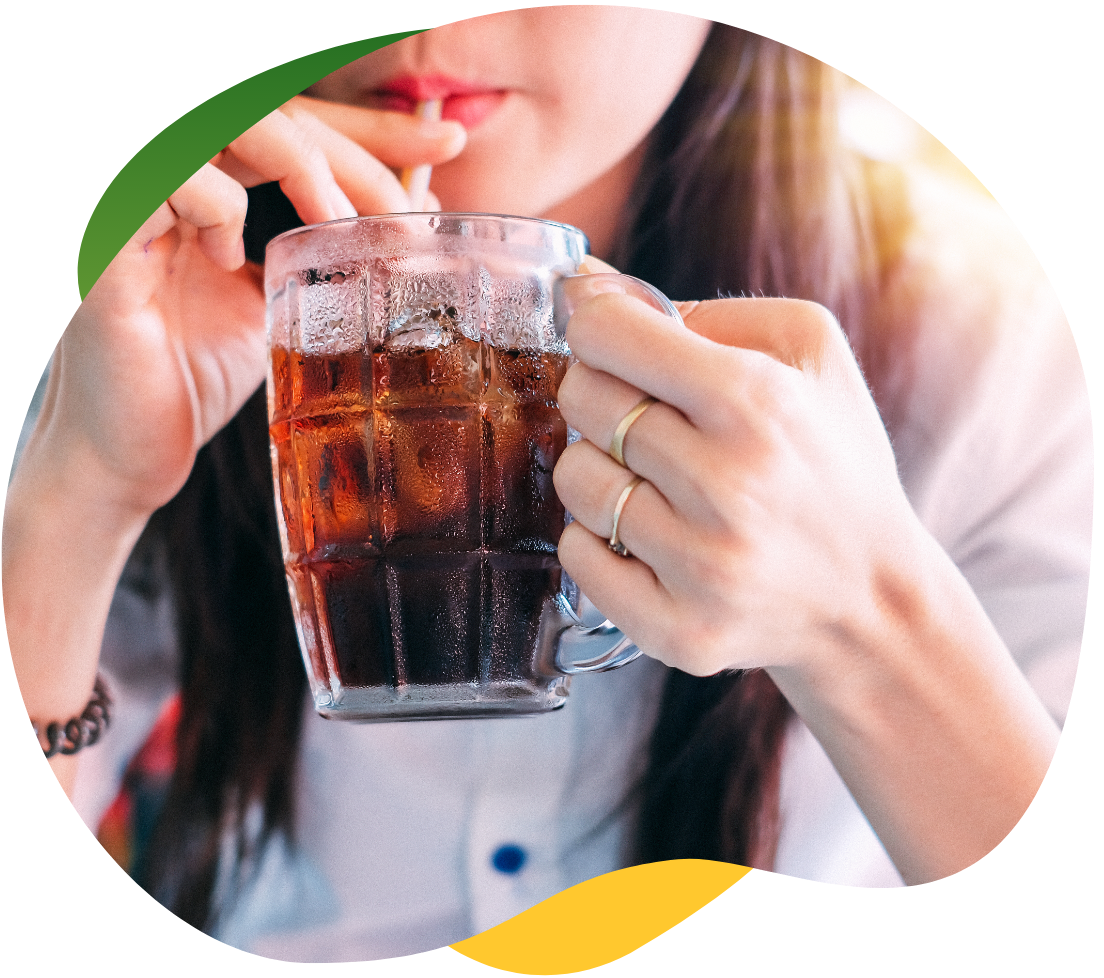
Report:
578,255,619,274
416,118,467,155
554,274,629,334
561,273,628,306
329,186,357,220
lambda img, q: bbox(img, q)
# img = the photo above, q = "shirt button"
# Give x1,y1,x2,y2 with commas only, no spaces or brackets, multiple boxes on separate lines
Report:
491,844,528,875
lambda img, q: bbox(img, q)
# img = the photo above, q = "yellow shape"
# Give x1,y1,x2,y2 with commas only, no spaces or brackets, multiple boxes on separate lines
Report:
451,858,749,975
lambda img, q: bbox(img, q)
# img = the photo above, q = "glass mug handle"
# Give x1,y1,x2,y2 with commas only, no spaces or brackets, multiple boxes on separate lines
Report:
553,272,683,338
548,271,683,674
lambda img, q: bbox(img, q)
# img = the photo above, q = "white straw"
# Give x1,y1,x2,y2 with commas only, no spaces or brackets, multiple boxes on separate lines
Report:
400,99,443,211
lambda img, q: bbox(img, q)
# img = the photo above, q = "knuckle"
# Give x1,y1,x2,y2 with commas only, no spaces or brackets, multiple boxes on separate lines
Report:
801,298,840,333
226,180,249,225
280,95,311,120
555,363,585,420
792,299,842,365
708,366,749,431
647,614,686,666
556,520,588,572
236,108,283,150
551,441,586,498
299,138,332,183
687,527,745,598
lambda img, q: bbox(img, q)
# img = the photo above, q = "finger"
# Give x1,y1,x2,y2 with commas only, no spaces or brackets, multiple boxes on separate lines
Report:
680,299,868,398
558,360,648,446
560,291,741,428
85,200,184,313
680,298,848,372
286,96,467,167
290,112,415,215
126,200,180,254
566,286,839,371
222,110,358,225
558,363,721,521
554,440,688,580
577,255,619,274
560,359,706,501
166,163,248,270
564,290,799,430
559,357,793,556
557,520,679,666
552,426,724,587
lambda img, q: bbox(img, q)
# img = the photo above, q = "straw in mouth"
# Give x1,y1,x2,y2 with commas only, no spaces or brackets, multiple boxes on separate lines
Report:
399,99,443,211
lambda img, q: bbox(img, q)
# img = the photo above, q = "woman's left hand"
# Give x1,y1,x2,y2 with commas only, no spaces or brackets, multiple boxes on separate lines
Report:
554,281,911,676
553,277,1060,885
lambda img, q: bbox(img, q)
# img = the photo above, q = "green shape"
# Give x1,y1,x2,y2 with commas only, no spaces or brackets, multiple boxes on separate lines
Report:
77,31,424,299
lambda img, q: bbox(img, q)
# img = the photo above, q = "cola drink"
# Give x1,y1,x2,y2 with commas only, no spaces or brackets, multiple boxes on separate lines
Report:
269,334,570,716
265,213,655,720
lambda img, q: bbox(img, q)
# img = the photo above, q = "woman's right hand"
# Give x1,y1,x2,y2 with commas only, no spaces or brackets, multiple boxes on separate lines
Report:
50,96,466,517
4,97,465,781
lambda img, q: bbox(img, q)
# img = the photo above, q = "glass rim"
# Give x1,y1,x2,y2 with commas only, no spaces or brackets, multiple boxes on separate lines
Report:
266,211,590,253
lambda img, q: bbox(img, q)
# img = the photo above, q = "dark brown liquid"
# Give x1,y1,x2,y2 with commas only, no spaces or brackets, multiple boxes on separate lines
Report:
269,337,569,692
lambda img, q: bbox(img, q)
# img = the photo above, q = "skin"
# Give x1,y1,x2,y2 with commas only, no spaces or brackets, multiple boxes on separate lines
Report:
306,7,710,255
4,8,1058,885
554,277,1057,882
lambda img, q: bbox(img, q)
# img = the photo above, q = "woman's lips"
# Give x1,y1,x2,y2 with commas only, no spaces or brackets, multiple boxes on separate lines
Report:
374,74,507,129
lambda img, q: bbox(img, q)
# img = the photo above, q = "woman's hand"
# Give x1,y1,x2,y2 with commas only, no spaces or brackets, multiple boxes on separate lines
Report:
4,97,465,788
554,283,906,675
553,280,1060,883
53,96,466,516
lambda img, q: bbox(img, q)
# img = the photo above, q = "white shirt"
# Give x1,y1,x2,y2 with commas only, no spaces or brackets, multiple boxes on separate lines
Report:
70,168,1091,962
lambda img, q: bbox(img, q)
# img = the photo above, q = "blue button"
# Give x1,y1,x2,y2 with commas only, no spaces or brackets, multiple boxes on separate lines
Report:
491,844,528,874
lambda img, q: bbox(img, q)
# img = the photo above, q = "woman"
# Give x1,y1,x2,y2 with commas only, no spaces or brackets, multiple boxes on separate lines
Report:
5,7,1088,962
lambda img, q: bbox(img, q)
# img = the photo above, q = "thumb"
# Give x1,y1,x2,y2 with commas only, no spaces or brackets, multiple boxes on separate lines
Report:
578,255,619,274
576,257,700,328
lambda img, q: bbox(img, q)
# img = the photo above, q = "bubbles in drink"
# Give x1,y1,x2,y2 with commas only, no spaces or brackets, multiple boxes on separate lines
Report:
293,410,376,556
377,403,481,546
483,347,567,550
269,330,570,714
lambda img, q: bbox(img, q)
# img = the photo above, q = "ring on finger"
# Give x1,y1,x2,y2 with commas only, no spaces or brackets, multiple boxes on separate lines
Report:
608,475,645,558
609,397,657,467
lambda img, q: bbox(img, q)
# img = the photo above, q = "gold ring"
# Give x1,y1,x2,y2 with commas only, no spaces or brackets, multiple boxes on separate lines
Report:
609,397,657,467
608,475,645,557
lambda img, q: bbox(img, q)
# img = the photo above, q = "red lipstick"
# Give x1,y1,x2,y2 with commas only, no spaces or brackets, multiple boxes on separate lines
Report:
375,74,506,129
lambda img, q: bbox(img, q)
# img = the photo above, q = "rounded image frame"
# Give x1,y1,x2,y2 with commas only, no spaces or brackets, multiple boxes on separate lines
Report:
6,13,1086,971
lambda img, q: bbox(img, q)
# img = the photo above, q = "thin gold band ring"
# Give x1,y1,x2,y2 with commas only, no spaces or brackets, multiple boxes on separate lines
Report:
609,397,657,467
608,475,645,557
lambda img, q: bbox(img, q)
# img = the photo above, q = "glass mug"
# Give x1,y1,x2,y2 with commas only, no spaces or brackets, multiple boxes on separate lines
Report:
264,213,678,721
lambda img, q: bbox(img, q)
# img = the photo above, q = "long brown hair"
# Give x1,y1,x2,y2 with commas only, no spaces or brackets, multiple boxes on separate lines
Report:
139,23,885,930
620,24,879,871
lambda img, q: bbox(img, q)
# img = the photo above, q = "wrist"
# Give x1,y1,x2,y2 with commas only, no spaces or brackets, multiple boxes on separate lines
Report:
767,510,1059,883
10,405,167,535
4,430,153,723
